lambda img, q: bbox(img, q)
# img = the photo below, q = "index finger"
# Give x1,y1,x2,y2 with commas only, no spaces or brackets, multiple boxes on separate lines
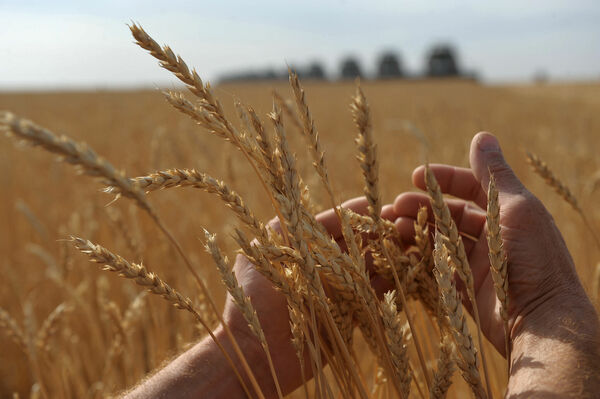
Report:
412,164,488,209
315,197,370,239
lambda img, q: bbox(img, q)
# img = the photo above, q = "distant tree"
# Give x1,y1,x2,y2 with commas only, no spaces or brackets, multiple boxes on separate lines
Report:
377,52,403,79
426,45,460,77
533,69,549,85
306,62,326,80
340,57,362,80
263,68,278,80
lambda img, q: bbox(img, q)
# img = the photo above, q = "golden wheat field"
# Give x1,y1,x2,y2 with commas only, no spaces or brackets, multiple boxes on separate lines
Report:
1,40,600,398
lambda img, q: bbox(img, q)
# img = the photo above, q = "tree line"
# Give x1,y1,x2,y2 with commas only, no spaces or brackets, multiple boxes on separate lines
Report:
219,44,476,83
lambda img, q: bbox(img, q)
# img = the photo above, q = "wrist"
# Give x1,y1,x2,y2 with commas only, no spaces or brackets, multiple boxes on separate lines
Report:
507,292,600,397
212,323,281,398
511,290,598,344
213,322,264,365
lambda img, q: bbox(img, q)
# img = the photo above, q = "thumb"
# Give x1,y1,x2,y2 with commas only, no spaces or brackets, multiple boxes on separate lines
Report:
469,132,525,196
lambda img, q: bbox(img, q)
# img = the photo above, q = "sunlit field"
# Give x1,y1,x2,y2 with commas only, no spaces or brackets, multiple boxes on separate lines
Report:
1,78,599,398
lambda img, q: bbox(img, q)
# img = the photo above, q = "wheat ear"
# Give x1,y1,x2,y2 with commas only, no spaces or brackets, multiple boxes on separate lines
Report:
526,151,600,249
0,307,27,352
204,231,283,399
130,23,290,247
425,165,492,398
0,112,151,213
382,291,412,398
272,103,371,399
486,174,510,375
35,303,73,353
429,333,456,399
288,69,339,211
1,113,261,392
273,90,304,133
351,85,431,392
351,85,381,222
269,104,334,398
71,237,256,399
433,234,487,399
4,108,270,397
288,305,310,399
107,168,269,243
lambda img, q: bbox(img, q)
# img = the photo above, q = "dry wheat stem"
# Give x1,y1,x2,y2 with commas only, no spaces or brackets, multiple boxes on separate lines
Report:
272,106,343,398
526,151,600,250
0,112,229,351
273,103,371,399
271,104,331,398
429,333,456,399
273,90,304,133
108,168,269,243
288,69,339,212
288,305,310,399
351,85,381,222
0,307,27,352
142,208,268,399
351,85,431,392
338,210,409,397
71,237,257,399
130,23,291,247
36,303,72,354
434,234,487,399
0,112,151,214
105,207,142,260
0,113,251,392
425,165,492,398
204,231,284,399
486,174,510,377
382,291,412,399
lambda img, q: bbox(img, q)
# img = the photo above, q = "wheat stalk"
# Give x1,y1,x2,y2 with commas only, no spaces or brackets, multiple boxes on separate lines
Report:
382,291,412,398
0,112,151,214
0,112,262,394
273,90,304,133
204,231,283,399
289,69,339,211
36,303,73,354
526,151,600,249
0,307,27,352
429,334,456,399
433,234,487,399
425,165,492,398
130,23,290,248
106,168,269,243
71,237,258,399
351,85,431,392
272,102,372,399
351,85,381,223
486,174,510,375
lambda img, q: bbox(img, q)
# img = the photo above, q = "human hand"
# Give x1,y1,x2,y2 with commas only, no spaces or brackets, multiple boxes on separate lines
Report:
392,132,594,356
220,198,399,396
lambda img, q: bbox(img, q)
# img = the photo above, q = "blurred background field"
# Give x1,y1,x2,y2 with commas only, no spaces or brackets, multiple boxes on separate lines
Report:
1,79,599,397
2,1,600,397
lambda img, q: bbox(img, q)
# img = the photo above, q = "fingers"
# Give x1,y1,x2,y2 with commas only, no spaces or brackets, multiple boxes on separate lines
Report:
412,164,488,209
469,132,526,197
393,192,486,253
316,197,398,239
316,197,366,238
380,204,396,221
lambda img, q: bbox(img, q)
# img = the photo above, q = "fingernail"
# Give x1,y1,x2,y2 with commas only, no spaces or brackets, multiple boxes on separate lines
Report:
478,134,500,152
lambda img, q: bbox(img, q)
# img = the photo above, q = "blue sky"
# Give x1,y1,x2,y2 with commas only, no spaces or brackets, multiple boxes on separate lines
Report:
1,0,599,89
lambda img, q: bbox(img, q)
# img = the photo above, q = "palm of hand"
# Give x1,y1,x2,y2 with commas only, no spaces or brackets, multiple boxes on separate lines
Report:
396,149,580,356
